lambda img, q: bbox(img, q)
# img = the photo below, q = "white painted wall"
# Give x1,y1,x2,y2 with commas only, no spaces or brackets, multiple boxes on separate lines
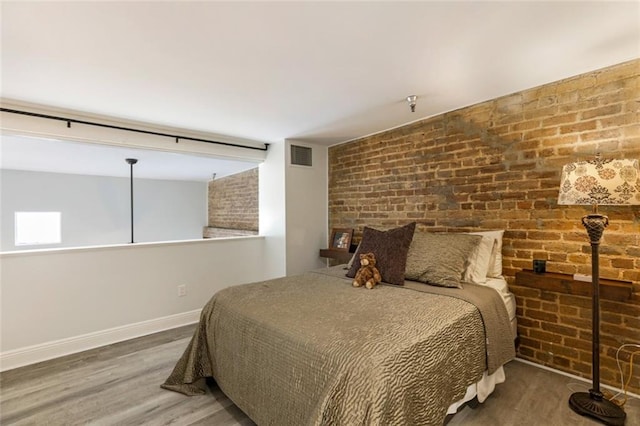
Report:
285,140,328,276
258,141,287,279
257,139,329,278
0,105,276,370
0,237,267,358
1,169,207,251
0,103,330,371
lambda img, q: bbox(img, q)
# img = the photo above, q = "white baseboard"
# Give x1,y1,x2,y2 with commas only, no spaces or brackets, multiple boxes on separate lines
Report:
0,309,201,372
514,358,640,400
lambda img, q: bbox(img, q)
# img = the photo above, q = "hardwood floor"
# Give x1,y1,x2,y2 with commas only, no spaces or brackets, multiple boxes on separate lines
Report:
1,325,638,425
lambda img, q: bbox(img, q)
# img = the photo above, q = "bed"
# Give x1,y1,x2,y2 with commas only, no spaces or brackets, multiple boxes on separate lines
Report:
163,226,517,425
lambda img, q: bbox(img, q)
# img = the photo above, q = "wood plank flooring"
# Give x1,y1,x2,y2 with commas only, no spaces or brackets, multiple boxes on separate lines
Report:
1,324,638,425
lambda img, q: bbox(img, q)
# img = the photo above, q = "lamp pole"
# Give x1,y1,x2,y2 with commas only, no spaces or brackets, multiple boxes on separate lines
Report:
125,158,138,244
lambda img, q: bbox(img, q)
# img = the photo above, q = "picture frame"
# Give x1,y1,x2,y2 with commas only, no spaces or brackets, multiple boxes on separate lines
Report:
330,228,353,251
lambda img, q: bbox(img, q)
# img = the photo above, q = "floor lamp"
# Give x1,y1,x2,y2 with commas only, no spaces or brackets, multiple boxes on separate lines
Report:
558,155,640,426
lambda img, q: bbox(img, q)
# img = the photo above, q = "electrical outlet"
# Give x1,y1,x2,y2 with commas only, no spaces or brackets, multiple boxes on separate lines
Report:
177,284,187,297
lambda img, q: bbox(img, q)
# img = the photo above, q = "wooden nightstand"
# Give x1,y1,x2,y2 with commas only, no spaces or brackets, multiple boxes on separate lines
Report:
319,249,353,264
515,270,633,302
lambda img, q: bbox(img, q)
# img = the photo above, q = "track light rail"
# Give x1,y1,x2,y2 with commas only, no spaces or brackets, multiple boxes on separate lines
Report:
0,107,269,152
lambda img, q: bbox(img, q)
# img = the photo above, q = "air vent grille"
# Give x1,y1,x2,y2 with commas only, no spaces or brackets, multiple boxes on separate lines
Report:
290,145,312,167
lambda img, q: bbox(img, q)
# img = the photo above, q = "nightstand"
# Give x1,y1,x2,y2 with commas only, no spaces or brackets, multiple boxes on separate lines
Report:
515,270,633,302
319,249,353,264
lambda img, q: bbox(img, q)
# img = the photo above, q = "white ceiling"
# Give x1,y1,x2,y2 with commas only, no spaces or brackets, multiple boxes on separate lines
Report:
1,1,639,160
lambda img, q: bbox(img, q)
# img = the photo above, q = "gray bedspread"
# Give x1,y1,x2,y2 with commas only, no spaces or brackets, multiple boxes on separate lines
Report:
162,266,515,425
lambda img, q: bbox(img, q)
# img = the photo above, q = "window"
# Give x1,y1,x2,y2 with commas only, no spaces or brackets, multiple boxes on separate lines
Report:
15,212,61,246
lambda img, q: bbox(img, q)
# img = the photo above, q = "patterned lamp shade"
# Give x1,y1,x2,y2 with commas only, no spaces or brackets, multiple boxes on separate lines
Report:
558,157,640,206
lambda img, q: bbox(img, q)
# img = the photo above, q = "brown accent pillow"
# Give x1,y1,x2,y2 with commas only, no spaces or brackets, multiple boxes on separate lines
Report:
346,222,416,285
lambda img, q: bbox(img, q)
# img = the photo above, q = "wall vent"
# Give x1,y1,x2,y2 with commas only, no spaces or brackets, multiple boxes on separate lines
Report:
290,145,312,167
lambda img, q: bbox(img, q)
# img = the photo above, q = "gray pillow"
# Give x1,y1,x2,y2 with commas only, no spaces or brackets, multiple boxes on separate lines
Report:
405,232,483,288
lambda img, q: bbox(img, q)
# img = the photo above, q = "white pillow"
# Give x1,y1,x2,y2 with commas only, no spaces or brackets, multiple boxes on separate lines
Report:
462,234,496,284
468,230,504,278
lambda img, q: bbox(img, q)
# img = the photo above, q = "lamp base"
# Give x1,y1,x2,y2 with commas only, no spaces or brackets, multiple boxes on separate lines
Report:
569,391,626,426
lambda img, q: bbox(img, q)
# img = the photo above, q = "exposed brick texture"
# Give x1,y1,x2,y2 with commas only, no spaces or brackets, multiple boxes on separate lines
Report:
328,59,640,393
207,168,259,232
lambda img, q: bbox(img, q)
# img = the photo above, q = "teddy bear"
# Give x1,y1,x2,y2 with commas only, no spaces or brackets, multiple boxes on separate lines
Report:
352,252,382,289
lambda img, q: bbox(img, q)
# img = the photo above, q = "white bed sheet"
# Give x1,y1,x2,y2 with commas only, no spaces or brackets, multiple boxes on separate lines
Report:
446,276,517,415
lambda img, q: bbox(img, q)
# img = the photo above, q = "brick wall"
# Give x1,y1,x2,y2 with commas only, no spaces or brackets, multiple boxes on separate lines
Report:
207,167,259,232
328,59,640,393
513,274,639,395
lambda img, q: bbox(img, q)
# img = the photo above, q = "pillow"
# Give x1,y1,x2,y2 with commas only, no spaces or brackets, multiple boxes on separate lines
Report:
467,230,504,277
462,234,497,284
346,222,416,285
405,232,483,288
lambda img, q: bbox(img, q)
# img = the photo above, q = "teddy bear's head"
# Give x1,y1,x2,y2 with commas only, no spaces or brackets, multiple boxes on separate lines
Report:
359,252,376,267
